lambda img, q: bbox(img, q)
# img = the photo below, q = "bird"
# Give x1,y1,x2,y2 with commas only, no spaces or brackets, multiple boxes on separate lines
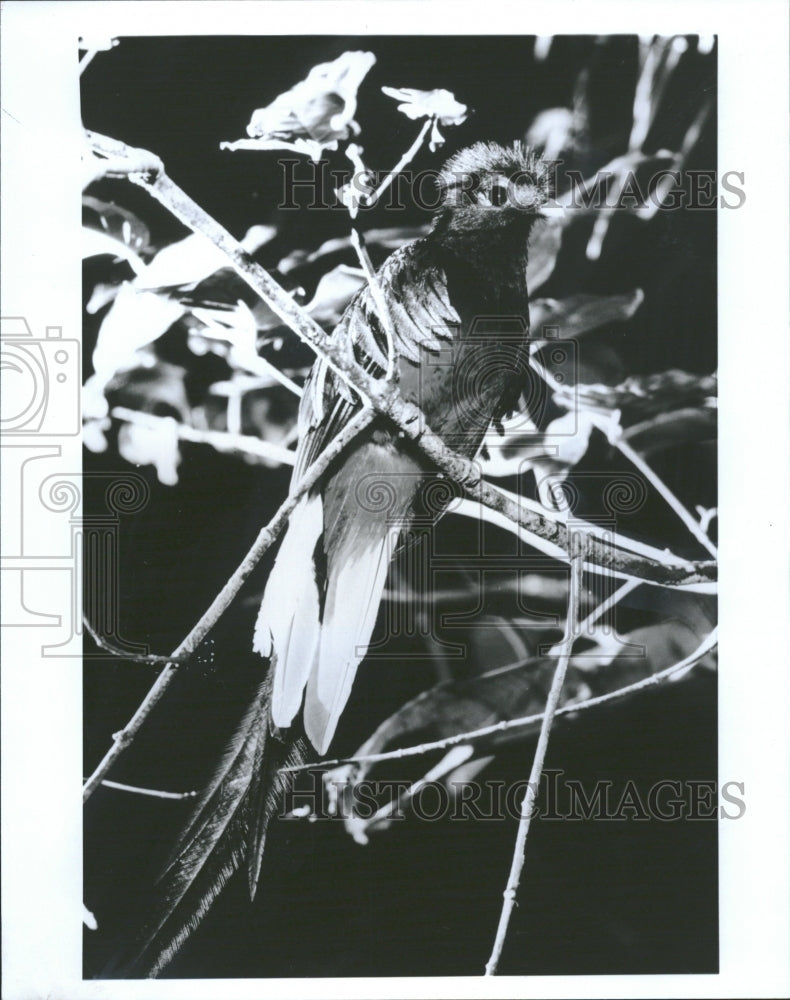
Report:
254,139,552,754
113,140,551,977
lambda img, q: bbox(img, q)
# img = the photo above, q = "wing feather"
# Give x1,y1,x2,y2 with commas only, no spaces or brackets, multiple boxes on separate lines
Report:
291,241,460,484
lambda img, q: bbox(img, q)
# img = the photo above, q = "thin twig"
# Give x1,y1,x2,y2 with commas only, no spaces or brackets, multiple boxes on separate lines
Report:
365,119,432,206
89,779,199,801
79,50,98,75
567,578,641,648
82,407,375,802
110,406,296,466
485,539,585,975
528,354,717,559
613,433,718,558
283,626,717,774
350,227,397,379
86,134,715,588
83,614,188,665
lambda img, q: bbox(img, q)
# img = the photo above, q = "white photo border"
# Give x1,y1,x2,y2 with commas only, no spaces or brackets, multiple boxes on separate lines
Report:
1,2,788,997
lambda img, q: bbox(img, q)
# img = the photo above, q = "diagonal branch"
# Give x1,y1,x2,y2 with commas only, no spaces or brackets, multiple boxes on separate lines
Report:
350,227,397,378
365,118,433,206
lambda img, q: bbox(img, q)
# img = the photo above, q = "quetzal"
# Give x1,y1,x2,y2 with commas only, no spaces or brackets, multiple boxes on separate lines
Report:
117,141,551,976
255,140,552,752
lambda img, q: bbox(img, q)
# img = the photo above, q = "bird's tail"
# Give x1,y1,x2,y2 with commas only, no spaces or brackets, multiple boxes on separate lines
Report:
110,485,397,975
255,490,396,755
253,493,324,723
105,665,310,977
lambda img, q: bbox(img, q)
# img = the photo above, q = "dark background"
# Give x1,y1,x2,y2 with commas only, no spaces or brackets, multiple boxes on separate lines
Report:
82,35,717,978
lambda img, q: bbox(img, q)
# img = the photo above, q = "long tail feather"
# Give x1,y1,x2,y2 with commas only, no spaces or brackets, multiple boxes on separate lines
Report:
247,709,310,898
304,532,394,753
108,668,311,977
254,494,323,729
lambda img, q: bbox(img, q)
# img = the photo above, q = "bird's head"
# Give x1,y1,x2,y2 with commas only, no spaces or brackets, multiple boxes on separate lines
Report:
431,141,553,248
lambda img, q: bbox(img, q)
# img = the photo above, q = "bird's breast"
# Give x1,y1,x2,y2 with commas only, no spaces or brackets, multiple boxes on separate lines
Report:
397,308,531,459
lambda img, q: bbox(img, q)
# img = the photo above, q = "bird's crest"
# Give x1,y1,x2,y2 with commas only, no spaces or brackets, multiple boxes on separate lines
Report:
437,140,552,203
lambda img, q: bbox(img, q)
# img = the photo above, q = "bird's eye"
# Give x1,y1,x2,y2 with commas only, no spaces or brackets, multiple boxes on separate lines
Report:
490,183,510,207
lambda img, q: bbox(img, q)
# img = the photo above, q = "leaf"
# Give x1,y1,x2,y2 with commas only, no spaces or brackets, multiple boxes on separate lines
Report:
554,369,717,421
623,407,717,456
91,282,185,387
305,264,366,326
82,228,147,276
106,361,191,485
85,282,127,316
82,417,111,453
530,289,645,340
526,216,564,292
480,410,594,487
381,86,468,126
83,904,99,931
526,107,576,162
117,417,181,486
133,226,275,291
83,195,152,255
222,51,376,160
381,86,468,148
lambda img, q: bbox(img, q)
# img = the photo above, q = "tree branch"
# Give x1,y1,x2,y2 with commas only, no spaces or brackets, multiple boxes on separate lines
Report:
110,406,297,467
283,626,717,774
485,536,584,975
365,118,432,206
350,226,396,378
83,614,188,665
89,779,199,801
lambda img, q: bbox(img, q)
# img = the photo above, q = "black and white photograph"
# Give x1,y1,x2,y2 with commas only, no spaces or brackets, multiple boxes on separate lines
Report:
1,2,789,998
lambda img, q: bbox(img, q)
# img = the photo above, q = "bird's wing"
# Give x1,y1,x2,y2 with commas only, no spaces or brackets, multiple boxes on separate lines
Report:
292,242,461,485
